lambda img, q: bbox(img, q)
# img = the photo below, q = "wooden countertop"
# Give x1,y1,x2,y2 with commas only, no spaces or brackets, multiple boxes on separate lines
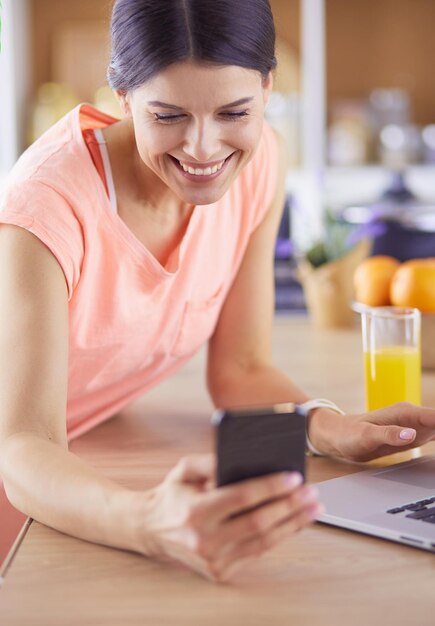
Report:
1,316,435,625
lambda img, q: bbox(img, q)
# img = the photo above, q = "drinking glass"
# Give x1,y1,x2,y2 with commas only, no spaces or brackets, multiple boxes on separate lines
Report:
360,306,421,411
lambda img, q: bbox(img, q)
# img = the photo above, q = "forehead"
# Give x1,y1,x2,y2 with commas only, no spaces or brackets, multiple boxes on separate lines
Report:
132,61,263,108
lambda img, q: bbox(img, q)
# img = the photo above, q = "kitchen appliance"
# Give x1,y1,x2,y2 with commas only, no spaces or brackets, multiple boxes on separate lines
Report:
340,170,435,261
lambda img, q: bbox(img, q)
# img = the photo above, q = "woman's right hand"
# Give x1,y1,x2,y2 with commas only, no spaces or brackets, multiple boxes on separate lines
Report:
133,454,323,583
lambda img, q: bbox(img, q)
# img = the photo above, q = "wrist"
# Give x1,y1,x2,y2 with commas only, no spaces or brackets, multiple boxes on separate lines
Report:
115,487,158,556
308,408,344,457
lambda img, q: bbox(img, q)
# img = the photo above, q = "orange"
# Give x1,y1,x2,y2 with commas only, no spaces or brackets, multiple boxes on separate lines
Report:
353,255,400,307
390,258,435,312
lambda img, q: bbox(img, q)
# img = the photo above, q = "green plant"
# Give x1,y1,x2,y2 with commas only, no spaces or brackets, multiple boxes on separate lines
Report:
304,211,354,268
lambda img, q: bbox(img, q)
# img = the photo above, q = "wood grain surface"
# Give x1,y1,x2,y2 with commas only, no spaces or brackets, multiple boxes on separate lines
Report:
1,316,435,625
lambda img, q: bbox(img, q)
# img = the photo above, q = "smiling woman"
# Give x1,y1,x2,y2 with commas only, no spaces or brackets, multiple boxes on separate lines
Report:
105,0,277,205
0,0,434,584
106,61,271,209
0,0,321,582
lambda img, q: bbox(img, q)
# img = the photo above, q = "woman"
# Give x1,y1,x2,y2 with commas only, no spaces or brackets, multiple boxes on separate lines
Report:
0,0,434,583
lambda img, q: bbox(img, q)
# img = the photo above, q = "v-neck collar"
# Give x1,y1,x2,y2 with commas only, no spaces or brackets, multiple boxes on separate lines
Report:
74,104,205,279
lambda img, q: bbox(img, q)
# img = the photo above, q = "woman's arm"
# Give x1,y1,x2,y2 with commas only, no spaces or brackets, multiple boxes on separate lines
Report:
206,131,308,407
0,225,140,551
0,225,320,582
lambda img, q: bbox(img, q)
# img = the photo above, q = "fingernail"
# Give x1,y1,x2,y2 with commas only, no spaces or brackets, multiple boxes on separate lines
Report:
302,486,319,501
399,428,415,441
311,503,325,517
284,472,303,488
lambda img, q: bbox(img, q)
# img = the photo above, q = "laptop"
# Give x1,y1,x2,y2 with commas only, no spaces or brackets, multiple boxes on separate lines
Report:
315,453,435,552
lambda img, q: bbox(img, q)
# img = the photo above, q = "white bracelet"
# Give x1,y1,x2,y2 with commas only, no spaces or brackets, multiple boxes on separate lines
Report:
298,399,345,456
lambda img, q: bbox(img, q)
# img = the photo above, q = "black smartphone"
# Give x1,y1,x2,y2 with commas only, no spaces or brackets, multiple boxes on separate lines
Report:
212,403,306,487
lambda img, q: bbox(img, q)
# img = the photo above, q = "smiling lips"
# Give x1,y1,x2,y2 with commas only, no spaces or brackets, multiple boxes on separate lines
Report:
171,155,232,179
178,159,225,176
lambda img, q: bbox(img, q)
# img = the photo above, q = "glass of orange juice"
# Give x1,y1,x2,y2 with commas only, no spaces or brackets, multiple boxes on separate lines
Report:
360,306,421,411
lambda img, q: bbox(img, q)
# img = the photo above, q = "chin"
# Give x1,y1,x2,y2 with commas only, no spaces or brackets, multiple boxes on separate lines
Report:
180,190,227,206
169,179,231,205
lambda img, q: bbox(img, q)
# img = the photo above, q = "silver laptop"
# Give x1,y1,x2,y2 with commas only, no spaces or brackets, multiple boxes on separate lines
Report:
315,454,435,552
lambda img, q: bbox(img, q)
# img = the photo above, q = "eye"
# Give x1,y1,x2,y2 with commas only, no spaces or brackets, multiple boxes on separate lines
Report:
221,110,250,120
153,113,186,123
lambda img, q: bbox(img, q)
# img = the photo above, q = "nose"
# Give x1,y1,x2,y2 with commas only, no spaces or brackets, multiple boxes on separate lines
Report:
182,117,222,163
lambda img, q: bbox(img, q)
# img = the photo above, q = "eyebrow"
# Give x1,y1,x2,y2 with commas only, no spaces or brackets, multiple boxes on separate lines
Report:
147,97,254,110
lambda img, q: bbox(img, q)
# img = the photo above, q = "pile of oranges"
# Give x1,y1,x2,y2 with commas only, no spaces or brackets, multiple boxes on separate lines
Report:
353,256,435,312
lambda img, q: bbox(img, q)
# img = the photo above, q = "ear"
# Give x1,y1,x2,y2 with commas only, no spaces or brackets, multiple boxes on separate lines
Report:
262,72,274,107
115,90,132,117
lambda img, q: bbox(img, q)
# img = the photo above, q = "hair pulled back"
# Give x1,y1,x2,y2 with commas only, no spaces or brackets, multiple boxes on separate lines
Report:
108,0,276,91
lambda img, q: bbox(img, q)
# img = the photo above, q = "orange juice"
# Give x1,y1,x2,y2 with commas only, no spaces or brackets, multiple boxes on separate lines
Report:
364,346,421,411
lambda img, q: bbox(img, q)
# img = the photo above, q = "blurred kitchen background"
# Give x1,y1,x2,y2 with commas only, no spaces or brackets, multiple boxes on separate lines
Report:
2,0,435,311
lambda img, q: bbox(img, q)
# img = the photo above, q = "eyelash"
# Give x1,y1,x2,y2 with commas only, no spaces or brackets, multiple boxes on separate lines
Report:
153,111,249,123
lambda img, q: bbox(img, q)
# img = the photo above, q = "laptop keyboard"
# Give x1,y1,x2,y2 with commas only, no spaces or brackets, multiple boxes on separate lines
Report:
387,496,435,524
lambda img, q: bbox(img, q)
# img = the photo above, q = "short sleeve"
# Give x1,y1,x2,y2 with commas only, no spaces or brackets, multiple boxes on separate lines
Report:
0,180,84,299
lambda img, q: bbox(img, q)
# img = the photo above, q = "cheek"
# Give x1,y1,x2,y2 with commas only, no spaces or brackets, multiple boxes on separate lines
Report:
230,120,264,154
135,126,181,162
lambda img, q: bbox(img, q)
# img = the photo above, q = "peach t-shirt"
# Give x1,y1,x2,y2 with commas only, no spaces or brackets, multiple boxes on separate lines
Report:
0,104,278,440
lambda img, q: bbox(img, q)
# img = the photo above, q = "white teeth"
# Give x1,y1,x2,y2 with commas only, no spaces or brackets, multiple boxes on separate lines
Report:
178,159,226,175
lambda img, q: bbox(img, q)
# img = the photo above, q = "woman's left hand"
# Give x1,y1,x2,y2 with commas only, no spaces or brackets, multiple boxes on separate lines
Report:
310,402,435,463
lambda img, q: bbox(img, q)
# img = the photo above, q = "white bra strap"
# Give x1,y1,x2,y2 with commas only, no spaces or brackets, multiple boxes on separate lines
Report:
93,128,118,214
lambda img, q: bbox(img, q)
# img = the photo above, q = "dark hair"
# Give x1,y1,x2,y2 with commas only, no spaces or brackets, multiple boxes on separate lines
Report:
108,0,276,91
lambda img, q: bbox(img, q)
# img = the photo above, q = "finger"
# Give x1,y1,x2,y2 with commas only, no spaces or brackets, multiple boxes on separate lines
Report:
367,402,435,429
362,422,417,450
167,454,215,484
201,471,304,522
415,405,435,429
211,502,323,582
204,485,319,555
